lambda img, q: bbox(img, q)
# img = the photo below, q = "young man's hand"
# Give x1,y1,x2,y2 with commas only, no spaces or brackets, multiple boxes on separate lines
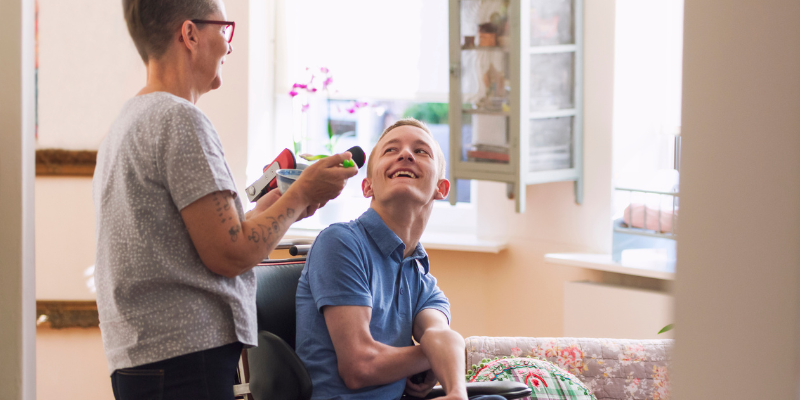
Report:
404,369,438,398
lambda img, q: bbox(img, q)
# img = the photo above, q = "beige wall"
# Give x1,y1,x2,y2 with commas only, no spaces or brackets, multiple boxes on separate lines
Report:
36,0,144,150
37,328,111,400
672,0,800,398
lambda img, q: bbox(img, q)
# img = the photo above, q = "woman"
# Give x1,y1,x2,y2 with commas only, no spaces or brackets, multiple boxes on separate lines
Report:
92,1,357,399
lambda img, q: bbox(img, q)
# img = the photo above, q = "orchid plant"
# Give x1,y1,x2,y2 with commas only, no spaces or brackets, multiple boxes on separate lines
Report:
289,67,368,159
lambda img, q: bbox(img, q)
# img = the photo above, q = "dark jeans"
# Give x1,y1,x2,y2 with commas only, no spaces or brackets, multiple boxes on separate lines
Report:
111,342,243,400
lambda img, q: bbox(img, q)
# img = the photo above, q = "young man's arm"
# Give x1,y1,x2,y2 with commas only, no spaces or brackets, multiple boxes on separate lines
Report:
410,309,468,400
323,305,432,390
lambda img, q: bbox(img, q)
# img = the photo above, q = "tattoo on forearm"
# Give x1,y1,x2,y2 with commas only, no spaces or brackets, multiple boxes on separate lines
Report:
228,226,240,242
242,208,296,247
247,227,261,243
215,194,234,224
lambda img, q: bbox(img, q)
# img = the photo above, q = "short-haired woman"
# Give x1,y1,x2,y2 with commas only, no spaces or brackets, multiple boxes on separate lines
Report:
93,1,357,399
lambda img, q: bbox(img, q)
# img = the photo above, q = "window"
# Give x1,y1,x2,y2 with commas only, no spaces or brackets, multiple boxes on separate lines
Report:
254,0,477,234
612,0,683,217
610,0,683,269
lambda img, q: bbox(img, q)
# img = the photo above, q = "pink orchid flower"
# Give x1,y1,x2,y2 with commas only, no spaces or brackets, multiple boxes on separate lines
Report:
301,103,310,112
320,67,329,74
322,77,333,90
289,90,299,97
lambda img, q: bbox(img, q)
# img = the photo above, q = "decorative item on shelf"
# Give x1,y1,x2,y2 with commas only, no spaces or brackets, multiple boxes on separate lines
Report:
467,144,510,163
497,34,510,49
478,22,497,47
463,35,476,49
479,63,507,112
497,11,510,48
288,67,368,156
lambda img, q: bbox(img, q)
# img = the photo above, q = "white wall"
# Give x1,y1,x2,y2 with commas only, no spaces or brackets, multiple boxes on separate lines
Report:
0,0,37,398
37,0,145,150
673,0,800,398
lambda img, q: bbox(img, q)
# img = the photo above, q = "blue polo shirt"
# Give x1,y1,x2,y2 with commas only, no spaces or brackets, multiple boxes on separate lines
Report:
295,208,451,400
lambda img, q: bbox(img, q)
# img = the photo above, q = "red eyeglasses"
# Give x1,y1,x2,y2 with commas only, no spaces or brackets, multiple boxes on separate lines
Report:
191,19,236,43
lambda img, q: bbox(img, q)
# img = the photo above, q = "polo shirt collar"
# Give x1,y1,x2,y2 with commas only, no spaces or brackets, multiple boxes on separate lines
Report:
358,208,431,274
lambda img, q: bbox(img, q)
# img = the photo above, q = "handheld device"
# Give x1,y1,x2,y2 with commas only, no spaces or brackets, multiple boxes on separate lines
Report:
245,146,367,203
245,148,296,202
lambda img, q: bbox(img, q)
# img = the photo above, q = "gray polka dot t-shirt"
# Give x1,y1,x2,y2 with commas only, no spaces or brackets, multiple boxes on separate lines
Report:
93,92,256,373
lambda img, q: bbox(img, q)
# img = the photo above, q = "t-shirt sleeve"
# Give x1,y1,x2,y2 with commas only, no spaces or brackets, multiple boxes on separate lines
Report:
159,103,238,211
306,225,373,312
414,271,451,325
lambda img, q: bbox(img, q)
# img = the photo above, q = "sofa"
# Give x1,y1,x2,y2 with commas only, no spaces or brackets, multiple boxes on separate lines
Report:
464,336,673,400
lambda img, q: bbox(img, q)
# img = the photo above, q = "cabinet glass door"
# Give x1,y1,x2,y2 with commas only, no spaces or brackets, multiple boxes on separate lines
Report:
459,0,511,165
527,0,577,174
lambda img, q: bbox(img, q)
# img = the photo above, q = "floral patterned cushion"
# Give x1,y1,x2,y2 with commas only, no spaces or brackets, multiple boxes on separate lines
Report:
465,337,672,400
467,356,596,400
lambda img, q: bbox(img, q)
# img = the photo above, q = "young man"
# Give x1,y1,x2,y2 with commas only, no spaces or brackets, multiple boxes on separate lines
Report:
295,119,504,400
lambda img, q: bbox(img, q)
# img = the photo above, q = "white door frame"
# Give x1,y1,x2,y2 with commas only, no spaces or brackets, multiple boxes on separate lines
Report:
0,0,37,398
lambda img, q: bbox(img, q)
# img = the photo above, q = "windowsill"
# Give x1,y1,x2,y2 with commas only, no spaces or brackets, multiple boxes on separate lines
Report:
544,253,676,280
285,227,507,254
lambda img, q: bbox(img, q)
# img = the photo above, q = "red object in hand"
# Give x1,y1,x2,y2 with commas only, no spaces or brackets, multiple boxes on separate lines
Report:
245,148,297,202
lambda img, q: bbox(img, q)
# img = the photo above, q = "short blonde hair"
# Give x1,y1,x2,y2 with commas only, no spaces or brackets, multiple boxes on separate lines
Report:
366,118,447,180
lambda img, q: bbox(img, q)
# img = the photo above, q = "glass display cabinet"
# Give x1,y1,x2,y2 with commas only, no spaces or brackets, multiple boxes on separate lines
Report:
448,0,584,212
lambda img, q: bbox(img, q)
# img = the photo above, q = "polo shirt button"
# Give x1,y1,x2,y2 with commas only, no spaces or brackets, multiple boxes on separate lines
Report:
400,288,405,294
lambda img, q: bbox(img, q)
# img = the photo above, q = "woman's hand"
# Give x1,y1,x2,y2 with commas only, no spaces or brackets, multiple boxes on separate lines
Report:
289,152,359,206
244,189,281,220
295,202,322,221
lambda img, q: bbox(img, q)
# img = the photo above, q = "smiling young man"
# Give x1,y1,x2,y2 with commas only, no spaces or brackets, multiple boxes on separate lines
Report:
295,119,504,400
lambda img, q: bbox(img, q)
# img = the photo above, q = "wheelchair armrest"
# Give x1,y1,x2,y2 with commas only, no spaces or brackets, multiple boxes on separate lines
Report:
247,331,313,400
423,381,532,399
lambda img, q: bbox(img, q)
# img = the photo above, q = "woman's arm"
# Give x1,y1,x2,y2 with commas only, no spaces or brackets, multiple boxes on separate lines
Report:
181,152,357,277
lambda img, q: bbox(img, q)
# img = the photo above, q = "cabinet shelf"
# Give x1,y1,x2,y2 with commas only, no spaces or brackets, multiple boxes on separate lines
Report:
461,45,510,52
528,44,578,54
462,109,511,116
